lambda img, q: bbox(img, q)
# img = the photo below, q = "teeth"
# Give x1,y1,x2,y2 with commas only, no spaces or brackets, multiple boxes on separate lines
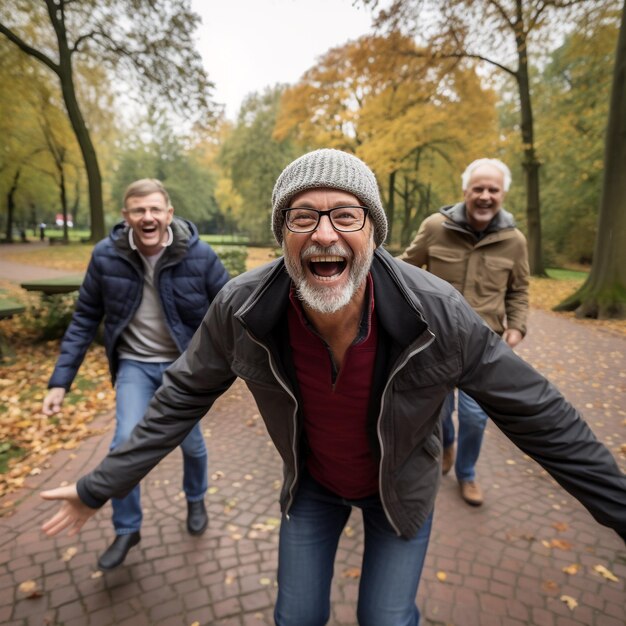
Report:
310,255,344,263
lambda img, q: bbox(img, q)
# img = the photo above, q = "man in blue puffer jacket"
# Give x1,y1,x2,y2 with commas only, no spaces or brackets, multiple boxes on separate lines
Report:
42,179,229,569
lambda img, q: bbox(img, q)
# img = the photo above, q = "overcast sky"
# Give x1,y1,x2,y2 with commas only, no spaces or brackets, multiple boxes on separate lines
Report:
191,0,379,120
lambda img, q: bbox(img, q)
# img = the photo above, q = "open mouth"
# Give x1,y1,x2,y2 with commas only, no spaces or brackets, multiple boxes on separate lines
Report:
307,254,347,280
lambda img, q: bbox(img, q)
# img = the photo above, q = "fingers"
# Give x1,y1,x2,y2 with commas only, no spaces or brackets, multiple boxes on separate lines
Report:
42,401,57,416
42,388,66,416
41,503,90,537
41,509,73,536
40,485,76,500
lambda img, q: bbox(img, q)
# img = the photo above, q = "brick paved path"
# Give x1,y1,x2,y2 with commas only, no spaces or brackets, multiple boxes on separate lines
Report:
0,303,624,624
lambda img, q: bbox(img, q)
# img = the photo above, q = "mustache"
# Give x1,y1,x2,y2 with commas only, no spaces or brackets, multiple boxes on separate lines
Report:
300,243,352,260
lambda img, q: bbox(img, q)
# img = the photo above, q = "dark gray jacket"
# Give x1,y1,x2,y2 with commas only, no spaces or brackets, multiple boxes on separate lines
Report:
78,248,626,541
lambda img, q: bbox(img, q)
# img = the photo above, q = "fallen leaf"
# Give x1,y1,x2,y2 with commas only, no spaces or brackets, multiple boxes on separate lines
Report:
552,522,568,532
62,546,77,562
18,579,41,598
18,580,37,593
90,571,103,579
560,595,578,610
549,539,572,550
436,571,447,582
562,564,581,575
259,577,272,586
593,564,619,582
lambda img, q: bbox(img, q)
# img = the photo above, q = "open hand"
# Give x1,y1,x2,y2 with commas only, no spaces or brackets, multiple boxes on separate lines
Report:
40,484,97,537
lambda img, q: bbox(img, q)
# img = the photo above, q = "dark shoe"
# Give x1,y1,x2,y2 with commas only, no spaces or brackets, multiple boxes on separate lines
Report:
459,480,484,506
187,500,208,535
97,532,141,570
442,445,455,475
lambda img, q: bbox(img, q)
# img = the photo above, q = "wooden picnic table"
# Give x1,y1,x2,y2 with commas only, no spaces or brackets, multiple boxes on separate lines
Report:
0,295,27,358
20,274,84,295
0,297,26,319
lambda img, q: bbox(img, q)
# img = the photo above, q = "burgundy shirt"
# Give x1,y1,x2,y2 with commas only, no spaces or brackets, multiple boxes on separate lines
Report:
288,275,379,498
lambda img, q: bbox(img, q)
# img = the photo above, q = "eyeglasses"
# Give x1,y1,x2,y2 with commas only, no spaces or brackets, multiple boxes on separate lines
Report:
124,207,167,217
282,206,369,234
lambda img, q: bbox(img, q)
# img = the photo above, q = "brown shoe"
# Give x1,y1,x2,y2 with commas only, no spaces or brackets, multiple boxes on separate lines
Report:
442,445,455,475
460,480,483,506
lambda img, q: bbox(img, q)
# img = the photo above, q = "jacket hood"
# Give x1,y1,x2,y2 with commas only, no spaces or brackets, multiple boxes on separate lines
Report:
109,216,198,254
440,202,516,234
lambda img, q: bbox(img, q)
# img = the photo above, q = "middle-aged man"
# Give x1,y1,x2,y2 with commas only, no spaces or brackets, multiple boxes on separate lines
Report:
42,179,230,570
40,150,625,626
399,158,528,507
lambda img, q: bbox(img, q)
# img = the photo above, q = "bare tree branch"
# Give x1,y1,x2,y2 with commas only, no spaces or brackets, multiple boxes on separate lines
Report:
0,23,59,74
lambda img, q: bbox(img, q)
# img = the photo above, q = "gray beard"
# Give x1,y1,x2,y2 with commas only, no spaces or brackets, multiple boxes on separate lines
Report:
283,241,374,314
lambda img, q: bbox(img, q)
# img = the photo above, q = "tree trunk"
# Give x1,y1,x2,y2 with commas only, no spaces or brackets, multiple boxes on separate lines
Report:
555,4,626,319
514,3,545,276
60,166,69,243
49,1,105,242
72,179,80,226
5,168,20,243
387,170,396,245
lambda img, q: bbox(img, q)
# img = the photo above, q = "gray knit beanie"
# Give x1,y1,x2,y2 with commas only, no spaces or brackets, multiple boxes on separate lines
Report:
271,149,387,247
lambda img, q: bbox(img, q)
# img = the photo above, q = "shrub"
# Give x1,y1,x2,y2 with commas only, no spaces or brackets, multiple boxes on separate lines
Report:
214,246,248,278
22,293,78,340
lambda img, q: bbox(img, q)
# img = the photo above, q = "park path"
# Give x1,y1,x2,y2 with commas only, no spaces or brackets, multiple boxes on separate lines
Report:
0,242,79,282
0,245,624,625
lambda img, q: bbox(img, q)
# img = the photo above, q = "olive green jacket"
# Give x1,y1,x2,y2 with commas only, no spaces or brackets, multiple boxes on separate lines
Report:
400,203,529,336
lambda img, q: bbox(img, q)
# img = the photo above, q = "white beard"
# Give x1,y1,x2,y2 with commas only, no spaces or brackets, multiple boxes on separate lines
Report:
283,240,374,314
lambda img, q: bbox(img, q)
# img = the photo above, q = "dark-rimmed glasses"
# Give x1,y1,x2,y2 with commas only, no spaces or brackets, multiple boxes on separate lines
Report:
281,206,369,234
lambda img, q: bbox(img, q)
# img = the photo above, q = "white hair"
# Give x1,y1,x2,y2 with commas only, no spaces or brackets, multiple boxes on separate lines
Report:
461,159,512,192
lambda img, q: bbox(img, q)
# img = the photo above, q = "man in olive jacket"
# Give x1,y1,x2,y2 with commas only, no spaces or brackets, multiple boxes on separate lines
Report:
40,150,624,626
400,158,528,507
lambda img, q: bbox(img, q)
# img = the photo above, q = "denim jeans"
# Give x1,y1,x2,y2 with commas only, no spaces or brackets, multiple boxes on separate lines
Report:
441,389,488,482
274,472,432,626
111,359,208,534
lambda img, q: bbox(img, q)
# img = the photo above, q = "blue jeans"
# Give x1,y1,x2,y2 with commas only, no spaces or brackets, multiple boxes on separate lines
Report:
441,390,488,482
111,359,208,534
275,472,432,626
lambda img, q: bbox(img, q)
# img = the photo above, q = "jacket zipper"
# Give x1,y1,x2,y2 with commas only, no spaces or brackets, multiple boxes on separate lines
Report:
376,328,436,536
245,331,300,519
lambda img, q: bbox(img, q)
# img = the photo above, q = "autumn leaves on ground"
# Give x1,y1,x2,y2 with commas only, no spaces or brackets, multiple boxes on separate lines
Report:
0,243,623,505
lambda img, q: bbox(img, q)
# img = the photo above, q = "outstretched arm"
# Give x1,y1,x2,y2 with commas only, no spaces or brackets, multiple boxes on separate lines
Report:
40,484,98,537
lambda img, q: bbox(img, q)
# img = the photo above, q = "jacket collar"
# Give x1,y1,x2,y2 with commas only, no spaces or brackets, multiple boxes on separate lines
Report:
111,217,195,265
440,201,516,236
237,248,428,348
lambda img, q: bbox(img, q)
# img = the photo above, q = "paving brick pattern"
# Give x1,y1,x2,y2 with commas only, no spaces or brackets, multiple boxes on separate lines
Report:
0,309,624,625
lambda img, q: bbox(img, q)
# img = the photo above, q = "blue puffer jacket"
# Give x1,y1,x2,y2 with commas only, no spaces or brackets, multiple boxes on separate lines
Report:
48,217,230,390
